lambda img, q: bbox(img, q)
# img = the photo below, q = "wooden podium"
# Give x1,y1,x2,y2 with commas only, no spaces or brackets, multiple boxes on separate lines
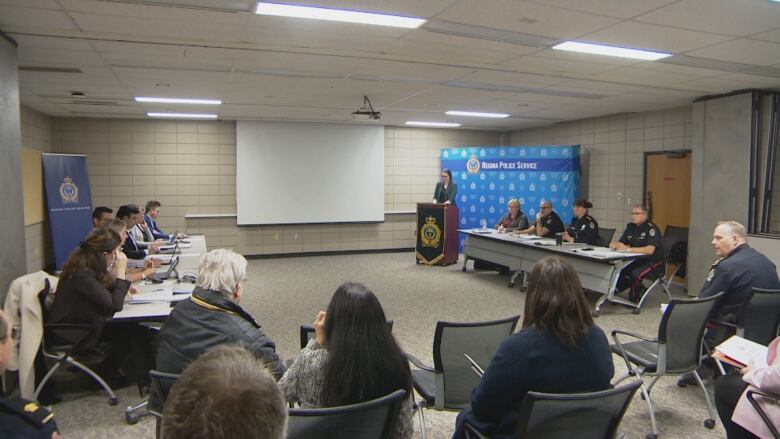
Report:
415,203,459,265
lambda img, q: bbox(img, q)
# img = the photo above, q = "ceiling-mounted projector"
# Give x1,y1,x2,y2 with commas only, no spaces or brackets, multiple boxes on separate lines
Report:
351,95,381,121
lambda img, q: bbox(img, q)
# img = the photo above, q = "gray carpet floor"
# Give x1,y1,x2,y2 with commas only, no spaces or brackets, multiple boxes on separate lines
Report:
46,251,725,438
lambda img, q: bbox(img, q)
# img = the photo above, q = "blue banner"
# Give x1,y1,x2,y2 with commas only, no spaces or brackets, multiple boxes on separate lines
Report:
42,154,94,270
441,146,581,249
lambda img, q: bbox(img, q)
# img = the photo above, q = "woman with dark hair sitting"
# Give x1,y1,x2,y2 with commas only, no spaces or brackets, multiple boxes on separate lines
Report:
49,228,142,383
563,199,600,245
453,256,614,439
279,282,413,438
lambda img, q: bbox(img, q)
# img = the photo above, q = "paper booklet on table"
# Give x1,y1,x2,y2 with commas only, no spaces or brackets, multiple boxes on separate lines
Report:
712,335,768,369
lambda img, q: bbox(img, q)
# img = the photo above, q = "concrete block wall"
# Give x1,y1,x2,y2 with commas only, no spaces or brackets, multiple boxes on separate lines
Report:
509,106,693,232
20,106,53,272
47,117,502,255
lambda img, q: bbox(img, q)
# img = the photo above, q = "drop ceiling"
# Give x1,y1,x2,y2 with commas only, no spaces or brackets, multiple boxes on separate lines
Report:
1,0,779,130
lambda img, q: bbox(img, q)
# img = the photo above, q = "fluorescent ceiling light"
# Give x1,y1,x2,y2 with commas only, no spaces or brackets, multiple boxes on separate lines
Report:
446,110,510,118
255,2,426,28
136,97,222,105
552,41,672,61
405,121,461,128
147,112,218,119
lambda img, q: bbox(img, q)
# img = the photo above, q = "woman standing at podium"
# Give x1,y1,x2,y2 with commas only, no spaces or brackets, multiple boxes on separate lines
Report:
432,168,457,205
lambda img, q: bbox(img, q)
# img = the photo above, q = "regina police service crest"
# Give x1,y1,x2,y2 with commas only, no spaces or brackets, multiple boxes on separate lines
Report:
59,177,79,204
466,154,481,174
420,216,442,248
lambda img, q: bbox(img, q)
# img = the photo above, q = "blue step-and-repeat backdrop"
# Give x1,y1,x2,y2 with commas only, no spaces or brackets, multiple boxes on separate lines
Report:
440,145,581,249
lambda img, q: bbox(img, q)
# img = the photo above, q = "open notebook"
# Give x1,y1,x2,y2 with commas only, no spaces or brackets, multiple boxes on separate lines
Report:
712,335,768,369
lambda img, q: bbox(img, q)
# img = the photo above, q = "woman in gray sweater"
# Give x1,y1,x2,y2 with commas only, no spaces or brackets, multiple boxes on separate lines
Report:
279,282,413,438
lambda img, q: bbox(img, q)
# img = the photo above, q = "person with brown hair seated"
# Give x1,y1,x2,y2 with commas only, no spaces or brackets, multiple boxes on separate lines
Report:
453,256,614,439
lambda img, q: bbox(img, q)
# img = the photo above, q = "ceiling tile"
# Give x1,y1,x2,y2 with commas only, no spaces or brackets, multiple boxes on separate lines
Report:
686,38,780,67
580,21,734,54
752,28,780,44
521,0,677,19
0,6,79,31
400,29,541,57
436,0,620,40
634,0,780,37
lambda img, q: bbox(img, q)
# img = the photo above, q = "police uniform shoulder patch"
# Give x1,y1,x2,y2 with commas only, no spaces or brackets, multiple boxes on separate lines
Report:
649,228,656,236
706,268,716,282
589,222,595,229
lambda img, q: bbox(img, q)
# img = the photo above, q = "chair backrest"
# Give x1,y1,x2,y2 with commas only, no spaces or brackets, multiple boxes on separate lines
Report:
148,370,181,416
515,380,642,439
596,228,615,247
737,288,780,345
658,292,723,373
433,315,520,408
299,320,395,349
661,225,688,264
287,389,406,439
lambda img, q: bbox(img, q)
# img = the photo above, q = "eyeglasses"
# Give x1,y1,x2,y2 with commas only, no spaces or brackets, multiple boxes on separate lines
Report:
540,206,552,209
631,211,645,215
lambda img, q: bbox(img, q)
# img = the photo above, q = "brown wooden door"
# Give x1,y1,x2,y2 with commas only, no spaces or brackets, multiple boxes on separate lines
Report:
646,152,692,232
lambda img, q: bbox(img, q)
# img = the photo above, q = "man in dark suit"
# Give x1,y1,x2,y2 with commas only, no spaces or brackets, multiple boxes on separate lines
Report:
117,204,159,260
432,168,457,205
145,200,185,240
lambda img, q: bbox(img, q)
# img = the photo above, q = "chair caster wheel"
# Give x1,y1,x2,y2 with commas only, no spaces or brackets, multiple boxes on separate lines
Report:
462,266,466,272
645,434,657,439
126,409,139,425
632,308,641,315
704,419,715,429
109,397,119,406
591,310,600,317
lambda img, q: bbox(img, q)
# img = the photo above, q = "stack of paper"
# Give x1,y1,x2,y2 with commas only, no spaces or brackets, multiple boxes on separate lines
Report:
130,288,173,304
713,335,768,368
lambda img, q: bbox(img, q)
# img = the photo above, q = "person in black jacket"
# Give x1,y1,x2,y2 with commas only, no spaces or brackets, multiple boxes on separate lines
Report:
563,199,599,245
453,256,614,439
49,228,151,384
432,168,457,205
155,249,286,379
116,204,160,260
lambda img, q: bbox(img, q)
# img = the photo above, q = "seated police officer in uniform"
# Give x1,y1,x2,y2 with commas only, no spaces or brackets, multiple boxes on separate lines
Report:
0,309,61,439
520,200,564,238
609,205,663,302
678,221,780,387
563,199,599,245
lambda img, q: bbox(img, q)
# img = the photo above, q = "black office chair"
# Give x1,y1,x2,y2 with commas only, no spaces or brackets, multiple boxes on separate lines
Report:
746,389,780,439
287,389,406,439
148,370,180,439
611,292,723,439
597,227,615,247
632,225,688,314
407,316,520,439
299,321,394,349
463,381,642,439
717,287,780,345
34,286,118,405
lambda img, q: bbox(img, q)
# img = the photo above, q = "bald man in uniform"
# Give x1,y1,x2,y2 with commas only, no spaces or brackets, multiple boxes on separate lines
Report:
0,309,61,438
678,221,780,387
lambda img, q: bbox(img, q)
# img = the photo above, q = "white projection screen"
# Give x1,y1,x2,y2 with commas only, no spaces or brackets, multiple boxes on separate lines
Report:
236,121,385,225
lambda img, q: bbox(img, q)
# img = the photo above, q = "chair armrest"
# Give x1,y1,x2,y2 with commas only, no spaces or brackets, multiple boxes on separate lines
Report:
708,317,739,329
746,390,780,439
464,422,488,439
611,329,658,344
406,353,436,373
611,330,658,377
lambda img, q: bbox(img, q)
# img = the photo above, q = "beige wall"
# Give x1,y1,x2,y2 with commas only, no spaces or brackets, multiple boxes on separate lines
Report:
20,106,53,272
509,106,693,232
47,117,502,255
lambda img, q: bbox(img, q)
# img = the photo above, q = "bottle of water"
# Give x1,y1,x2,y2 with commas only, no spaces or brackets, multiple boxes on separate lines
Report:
480,218,487,229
